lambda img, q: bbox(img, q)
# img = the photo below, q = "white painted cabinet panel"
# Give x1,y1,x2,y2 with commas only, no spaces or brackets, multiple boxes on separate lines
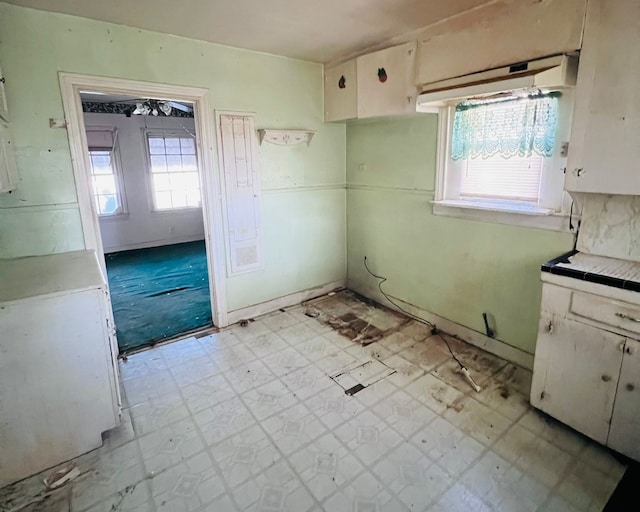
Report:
608,338,640,461
416,0,586,86
217,113,263,275
324,43,417,122
0,121,19,193
324,59,357,122
356,42,417,119
531,313,624,444
0,251,120,487
566,0,640,194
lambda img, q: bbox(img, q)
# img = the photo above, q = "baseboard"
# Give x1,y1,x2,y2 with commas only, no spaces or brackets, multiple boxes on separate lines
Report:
104,236,205,254
350,281,535,370
226,279,347,325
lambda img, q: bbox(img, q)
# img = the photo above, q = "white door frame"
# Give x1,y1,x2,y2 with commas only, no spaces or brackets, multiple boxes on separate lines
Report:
59,73,229,330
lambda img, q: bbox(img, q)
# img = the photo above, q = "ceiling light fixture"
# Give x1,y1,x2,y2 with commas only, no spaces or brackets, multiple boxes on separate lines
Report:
132,100,173,116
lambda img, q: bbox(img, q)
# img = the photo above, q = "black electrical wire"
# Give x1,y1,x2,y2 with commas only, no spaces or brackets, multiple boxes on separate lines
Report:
363,256,465,369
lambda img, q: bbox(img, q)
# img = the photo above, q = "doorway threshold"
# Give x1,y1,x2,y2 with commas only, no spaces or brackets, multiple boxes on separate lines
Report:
118,324,218,359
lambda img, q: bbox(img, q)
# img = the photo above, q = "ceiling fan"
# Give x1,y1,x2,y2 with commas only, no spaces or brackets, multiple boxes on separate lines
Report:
131,99,192,117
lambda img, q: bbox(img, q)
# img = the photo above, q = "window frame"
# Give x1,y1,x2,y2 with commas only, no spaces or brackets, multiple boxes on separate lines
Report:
431,89,575,231
143,129,203,213
87,143,128,218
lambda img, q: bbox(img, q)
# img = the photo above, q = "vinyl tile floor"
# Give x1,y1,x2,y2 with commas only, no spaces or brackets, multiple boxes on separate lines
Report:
1,291,626,512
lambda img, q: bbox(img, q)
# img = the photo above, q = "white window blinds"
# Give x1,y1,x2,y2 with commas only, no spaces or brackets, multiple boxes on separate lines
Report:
86,129,116,150
459,153,544,202
218,113,263,276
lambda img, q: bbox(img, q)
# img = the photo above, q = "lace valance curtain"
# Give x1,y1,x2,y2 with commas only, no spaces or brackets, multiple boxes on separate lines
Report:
451,92,560,161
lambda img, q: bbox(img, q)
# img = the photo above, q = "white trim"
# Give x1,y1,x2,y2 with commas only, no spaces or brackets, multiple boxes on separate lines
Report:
431,93,574,232
59,73,229,330
433,107,450,201
227,280,346,325
432,201,571,231
351,282,535,370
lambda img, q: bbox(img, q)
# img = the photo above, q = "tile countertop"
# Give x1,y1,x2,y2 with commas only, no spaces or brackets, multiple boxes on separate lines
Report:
542,251,640,293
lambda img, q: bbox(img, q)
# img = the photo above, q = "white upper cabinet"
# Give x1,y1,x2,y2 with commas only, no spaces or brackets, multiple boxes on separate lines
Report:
0,63,7,122
356,42,416,119
566,0,640,195
416,0,586,86
324,59,357,122
324,42,417,122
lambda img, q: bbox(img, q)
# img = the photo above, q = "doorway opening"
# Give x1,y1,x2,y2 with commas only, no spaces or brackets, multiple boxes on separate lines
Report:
60,74,228,353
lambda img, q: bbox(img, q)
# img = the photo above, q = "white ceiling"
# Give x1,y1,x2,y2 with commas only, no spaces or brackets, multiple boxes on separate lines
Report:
4,0,491,63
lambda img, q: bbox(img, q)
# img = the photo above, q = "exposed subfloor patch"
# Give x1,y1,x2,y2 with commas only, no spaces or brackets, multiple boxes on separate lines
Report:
1,290,627,512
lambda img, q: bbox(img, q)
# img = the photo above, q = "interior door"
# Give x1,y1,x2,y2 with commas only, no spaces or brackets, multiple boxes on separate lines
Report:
531,314,625,443
607,338,640,461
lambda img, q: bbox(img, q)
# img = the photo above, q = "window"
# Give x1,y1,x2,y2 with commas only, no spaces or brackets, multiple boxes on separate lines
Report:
434,90,573,229
147,133,201,210
89,149,124,216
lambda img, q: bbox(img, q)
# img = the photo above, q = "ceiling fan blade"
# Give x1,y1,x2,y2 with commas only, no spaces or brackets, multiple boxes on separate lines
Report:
167,101,193,112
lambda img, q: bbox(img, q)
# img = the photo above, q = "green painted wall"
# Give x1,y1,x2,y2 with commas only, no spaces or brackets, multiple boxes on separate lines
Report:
346,116,573,354
0,4,346,313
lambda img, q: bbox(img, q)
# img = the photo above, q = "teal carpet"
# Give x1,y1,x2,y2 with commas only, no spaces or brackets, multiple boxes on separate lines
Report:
106,240,212,352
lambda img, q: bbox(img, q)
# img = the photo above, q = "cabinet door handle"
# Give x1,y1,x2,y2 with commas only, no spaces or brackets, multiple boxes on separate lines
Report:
574,168,585,177
626,383,635,392
615,312,640,323
601,375,612,382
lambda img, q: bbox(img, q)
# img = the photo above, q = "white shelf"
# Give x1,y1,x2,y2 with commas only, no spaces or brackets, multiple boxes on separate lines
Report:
257,129,315,146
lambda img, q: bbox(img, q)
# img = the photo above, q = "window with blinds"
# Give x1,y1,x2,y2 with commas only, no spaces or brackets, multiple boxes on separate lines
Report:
459,153,544,202
449,92,559,206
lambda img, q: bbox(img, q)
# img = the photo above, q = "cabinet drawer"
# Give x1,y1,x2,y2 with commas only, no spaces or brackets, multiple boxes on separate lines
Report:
570,291,640,336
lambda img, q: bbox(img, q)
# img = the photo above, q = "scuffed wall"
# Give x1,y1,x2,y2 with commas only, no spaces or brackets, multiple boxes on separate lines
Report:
0,4,346,313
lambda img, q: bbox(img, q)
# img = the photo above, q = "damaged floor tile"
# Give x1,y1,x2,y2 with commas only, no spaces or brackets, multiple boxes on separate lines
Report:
1,290,625,512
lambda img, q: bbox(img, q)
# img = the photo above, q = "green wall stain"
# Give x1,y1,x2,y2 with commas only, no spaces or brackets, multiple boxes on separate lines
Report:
346,115,573,354
0,4,346,312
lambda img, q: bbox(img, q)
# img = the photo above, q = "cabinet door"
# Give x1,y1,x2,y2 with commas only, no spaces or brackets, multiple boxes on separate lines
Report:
608,338,640,461
566,0,640,194
417,0,585,86
531,314,624,443
0,122,18,193
324,59,357,122
356,42,416,119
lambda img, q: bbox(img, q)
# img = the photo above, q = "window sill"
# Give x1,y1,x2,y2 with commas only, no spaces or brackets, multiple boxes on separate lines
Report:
151,206,202,215
98,212,128,221
432,199,570,231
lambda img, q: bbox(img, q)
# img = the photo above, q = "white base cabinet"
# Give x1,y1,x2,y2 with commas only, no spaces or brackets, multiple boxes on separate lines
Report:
607,338,640,461
0,251,120,487
532,280,640,461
